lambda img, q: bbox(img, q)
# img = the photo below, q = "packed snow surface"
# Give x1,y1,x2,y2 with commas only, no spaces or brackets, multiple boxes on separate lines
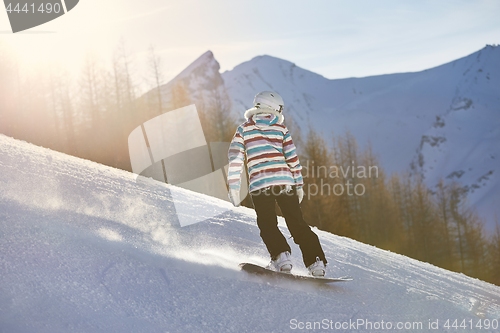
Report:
1,134,499,332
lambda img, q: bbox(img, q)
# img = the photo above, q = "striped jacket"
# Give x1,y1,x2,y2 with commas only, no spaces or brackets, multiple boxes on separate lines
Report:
227,110,303,193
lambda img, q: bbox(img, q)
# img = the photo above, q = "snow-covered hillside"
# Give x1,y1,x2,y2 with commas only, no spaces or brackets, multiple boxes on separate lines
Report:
1,134,500,332
149,46,500,232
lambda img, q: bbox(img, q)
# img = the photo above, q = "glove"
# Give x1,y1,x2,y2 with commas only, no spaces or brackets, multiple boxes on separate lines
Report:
228,189,241,207
296,187,304,203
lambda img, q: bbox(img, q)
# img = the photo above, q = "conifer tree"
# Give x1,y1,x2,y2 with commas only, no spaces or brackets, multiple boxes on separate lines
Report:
147,44,165,116
199,88,236,144
487,221,500,285
301,128,335,231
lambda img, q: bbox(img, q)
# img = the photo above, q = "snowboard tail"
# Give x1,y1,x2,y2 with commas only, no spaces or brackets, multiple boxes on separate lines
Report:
239,263,352,283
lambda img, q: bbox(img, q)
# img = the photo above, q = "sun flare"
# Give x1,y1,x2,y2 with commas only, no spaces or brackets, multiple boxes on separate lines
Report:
2,0,123,75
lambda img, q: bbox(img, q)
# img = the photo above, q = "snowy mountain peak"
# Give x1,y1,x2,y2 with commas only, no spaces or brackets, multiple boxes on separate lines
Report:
222,54,331,121
144,50,226,112
236,54,298,69
172,50,219,82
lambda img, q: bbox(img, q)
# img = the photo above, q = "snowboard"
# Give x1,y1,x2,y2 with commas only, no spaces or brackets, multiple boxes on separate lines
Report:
239,263,352,284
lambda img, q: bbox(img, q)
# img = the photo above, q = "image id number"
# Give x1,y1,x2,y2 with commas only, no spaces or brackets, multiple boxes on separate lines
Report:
6,2,62,14
443,319,498,330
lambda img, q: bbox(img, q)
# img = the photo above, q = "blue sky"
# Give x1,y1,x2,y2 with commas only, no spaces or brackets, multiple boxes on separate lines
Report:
1,0,499,85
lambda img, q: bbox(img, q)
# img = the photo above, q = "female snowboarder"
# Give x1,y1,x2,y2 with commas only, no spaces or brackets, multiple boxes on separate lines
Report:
227,91,327,277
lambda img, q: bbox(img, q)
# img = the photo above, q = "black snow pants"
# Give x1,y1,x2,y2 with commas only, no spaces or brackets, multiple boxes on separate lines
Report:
251,186,327,268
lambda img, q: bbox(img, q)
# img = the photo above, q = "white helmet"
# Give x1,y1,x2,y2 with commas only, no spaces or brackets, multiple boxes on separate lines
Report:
253,91,284,113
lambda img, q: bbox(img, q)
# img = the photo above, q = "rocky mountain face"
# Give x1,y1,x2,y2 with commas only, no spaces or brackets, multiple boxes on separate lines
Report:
143,50,231,115
411,46,500,225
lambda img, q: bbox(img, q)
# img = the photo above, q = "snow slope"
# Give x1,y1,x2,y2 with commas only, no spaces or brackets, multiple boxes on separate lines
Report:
1,135,500,332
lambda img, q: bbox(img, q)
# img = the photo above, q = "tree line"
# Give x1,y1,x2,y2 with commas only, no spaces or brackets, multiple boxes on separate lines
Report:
1,41,499,286
298,129,500,286
0,41,234,173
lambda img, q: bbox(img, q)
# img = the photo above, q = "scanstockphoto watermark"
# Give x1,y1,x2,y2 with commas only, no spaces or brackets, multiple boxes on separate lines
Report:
128,104,248,227
290,318,424,331
302,160,379,199
290,318,499,331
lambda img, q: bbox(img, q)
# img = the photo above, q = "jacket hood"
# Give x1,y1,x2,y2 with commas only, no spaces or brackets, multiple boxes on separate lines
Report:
244,106,284,126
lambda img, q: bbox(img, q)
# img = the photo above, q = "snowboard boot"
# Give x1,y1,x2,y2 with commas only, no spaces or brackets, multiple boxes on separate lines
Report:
307,257,326,277
267,251,293,273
